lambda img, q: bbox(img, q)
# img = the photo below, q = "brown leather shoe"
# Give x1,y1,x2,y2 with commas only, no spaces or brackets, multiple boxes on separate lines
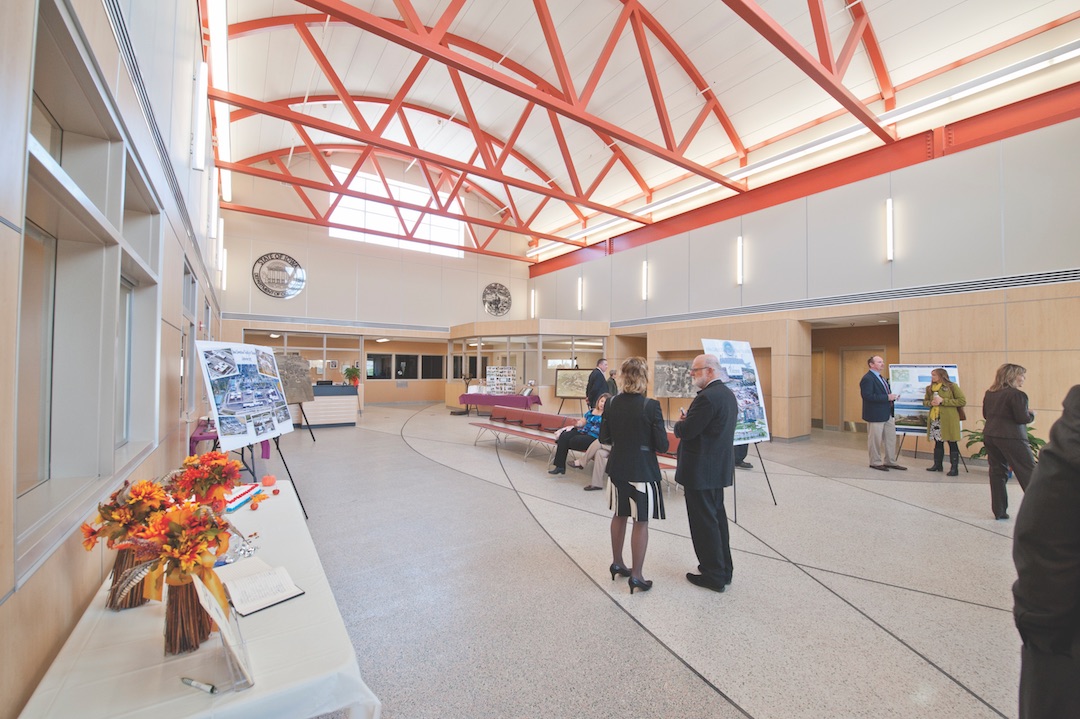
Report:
869,464,889,471
886,464,907,471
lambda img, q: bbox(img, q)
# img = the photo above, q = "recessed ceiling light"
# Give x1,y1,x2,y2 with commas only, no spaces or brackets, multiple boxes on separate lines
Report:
269,333,281,338
375,338,390,343
878,320,888,324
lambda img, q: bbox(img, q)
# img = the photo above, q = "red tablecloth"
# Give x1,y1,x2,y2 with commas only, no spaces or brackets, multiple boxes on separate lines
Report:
458,393,542,410
189,418,271,459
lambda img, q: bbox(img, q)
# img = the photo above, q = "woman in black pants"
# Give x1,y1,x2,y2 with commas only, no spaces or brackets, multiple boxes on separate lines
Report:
549,394,609,474
982,363,1035,520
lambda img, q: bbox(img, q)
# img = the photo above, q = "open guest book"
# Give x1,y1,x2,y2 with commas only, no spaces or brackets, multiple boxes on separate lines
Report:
215,556,305,616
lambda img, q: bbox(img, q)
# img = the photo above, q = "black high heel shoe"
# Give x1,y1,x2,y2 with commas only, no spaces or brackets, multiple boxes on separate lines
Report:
628,576,653,594
548,467,565,475
609,563,631,580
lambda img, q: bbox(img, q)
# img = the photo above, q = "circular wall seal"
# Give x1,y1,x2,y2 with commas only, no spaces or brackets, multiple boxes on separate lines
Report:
252,252,306,299
482,282,512,316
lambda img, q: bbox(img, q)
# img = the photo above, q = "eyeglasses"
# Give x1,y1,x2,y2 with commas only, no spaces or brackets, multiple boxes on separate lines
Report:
689,367,705,374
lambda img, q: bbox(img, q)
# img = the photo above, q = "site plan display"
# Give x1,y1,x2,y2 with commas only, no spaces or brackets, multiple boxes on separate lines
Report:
888,364,961,436
701,339,771,445
196,340,294,452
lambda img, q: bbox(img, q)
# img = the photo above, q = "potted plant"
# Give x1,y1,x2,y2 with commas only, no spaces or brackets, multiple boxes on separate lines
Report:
962,420,1047,461
342,365,361,386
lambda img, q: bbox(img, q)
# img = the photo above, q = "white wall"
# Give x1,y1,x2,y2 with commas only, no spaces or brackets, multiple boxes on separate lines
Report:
541,117,1080,322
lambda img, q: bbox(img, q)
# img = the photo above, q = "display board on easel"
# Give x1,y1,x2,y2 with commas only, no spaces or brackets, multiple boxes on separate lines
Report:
701,339,770,445
888,364,961,436
196,341,294,452
555,369,591,399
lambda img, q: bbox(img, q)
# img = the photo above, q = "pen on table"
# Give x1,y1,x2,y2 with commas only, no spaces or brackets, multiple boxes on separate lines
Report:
181,677,217,694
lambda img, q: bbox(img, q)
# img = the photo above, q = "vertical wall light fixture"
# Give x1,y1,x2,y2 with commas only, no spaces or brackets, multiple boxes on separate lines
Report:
192,62,208,171
641,260,648,301
530,289,536,319
577,277,583,312
736,235,744,285
885,198,895,261
221,247,228,292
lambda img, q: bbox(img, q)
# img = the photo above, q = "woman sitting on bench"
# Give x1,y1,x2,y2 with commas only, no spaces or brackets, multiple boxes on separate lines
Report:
549,394,610,475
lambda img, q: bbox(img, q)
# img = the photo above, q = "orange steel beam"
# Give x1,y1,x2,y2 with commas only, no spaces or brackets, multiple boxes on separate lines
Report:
213,88,650,229
721,0,894,144
807,0,834,73
534,0,578,105
848,1,894,110
223,202,532,264
293,0,748,193
220,153,574,245
532,81,1080,277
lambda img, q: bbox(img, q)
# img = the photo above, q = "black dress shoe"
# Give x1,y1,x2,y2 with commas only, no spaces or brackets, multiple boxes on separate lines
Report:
686,573,725,592
996,513,1010,520
735,461,753,469
697,566,732,585
886,464,907,470
869,464,889,471
548,467,565,475
583,485,602,491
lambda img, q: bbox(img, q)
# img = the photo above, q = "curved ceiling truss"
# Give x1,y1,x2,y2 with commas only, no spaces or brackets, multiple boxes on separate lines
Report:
209,0,1079,264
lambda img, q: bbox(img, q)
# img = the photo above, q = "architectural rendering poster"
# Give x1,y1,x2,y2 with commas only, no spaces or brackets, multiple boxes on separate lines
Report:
701,339,770,445
654,360,694,398
555,368,592,399
888,364,960,436
196,340,294,452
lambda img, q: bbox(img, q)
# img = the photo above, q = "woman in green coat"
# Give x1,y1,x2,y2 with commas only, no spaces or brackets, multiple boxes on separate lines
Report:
923,368,967,475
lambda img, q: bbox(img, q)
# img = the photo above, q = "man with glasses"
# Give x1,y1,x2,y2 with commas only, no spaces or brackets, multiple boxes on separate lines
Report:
860,355,907,471
675,354,738,592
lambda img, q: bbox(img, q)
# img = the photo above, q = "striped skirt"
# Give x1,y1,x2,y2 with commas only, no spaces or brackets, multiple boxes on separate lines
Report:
608,479,665,521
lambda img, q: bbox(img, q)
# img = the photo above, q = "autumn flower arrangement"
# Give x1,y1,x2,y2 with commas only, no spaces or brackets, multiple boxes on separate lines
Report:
81,479,173,609
167,450,243,512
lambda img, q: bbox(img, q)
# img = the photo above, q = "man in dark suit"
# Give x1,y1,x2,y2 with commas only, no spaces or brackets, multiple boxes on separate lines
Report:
586,358,609,409
675,353,738,592
860,355,907,471
1013,385,1080,718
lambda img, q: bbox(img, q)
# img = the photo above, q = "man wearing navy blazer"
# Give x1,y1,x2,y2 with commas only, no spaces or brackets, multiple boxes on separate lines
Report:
860,355,907,471
586,358,609,409
675,353,738,592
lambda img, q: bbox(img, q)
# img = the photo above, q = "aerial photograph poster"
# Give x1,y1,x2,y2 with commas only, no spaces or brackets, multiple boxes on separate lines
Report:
196,340,294,452
888,364,961,436
701,339,770,446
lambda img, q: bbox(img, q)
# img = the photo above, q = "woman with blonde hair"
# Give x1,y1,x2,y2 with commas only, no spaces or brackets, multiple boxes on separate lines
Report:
982,363,1035,520
599,357,668,593
922,368,967,475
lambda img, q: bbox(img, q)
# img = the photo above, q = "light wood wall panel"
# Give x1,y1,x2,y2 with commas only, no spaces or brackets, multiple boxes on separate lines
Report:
1005,296,1080,351
900,304,1008,354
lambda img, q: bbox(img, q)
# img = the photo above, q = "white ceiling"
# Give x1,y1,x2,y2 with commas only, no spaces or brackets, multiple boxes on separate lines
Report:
210,0,1080,263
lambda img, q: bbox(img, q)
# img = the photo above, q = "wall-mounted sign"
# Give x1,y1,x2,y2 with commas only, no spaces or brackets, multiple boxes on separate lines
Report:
252,252,306,299
482,282,511,316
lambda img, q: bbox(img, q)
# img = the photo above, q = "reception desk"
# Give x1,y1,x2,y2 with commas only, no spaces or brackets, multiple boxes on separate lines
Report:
291,384,362,428
18,482,381,719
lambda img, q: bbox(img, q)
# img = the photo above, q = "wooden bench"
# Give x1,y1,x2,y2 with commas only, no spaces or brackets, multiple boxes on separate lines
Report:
470,407,579,460
471,411,681,487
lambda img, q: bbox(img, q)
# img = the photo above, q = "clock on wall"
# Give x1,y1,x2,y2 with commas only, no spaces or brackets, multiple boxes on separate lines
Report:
252,252,306,299
482,282,512,317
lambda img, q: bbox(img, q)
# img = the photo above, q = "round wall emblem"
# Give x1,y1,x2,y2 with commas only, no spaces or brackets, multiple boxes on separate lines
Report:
482,282,512,316
252,253,306,299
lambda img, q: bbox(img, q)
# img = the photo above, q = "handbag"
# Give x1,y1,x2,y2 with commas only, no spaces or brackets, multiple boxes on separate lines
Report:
957,406,967,421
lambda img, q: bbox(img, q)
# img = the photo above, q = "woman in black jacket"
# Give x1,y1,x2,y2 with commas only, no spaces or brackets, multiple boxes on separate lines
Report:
982,363,1035,520
599,357,669,593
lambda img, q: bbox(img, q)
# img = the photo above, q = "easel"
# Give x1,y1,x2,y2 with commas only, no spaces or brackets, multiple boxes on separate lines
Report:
295,403,317,442
228,436,308,520
730,442,777,524
556,398,585,415
896,433,969,473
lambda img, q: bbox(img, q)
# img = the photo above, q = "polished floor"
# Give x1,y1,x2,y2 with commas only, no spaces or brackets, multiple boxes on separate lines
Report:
279,404,1023,719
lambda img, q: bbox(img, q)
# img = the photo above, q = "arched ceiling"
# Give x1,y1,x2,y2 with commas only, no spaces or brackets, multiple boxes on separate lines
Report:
204,0,1080,264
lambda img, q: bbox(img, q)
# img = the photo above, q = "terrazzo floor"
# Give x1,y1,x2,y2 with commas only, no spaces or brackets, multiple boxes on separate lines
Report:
272,404,1023,719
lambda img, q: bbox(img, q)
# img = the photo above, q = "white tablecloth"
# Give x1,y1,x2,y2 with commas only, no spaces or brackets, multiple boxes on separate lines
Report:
20,482,381,719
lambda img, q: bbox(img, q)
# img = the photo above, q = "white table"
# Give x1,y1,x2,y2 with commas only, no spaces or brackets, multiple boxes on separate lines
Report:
19,482,381,719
